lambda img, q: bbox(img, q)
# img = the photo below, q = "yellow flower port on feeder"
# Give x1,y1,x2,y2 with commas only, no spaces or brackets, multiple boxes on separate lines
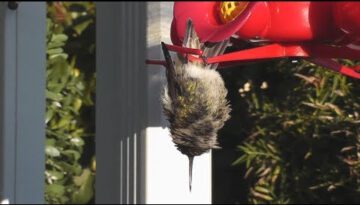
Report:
218,1,249,23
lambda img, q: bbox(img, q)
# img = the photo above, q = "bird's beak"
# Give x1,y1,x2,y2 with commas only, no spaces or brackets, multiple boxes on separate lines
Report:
161,42,175,70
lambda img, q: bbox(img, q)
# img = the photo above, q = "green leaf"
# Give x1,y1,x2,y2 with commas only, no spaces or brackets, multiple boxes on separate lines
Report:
49,53,69,60
56,162,76,173
72,169,94,204
62,150,81,161
46,90,64,101
73,19,93,35
46,184,65,197
51,34,68,43
45,146,61,157
255,186,271,194
76,82,85,90
46,138,56,146
70,137,84,147
47,48,64,55
48,41,66,50
251,188,273,201
45,109,55,124
47,170,64,181
73,98,83,112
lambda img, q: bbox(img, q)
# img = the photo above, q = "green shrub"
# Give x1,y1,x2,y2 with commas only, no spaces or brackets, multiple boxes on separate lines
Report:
232,59,360,204
45,2,95,204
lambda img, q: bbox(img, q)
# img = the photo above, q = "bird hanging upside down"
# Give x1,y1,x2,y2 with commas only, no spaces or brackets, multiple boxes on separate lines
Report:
160,19,231,191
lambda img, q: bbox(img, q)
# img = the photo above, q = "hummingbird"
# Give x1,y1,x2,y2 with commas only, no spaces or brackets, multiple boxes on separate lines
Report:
160,19,231,191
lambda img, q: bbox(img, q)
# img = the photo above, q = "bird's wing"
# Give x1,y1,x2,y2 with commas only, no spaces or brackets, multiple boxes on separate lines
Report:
161,42,180,101
177,19,203,66
182,19,201,49
202,39,229,70
181,19,229,70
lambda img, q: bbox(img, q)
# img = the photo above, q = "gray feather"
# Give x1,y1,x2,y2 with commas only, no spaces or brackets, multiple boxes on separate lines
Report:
202,40,229,70
179,19,229,69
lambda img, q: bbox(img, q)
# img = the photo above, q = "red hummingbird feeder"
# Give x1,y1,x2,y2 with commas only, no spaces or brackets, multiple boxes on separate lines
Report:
146,1,360,79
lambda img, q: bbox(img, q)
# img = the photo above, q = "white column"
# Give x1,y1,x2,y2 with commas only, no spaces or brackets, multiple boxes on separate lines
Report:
145,2,212,204
96,2,147,204
96,2,212,204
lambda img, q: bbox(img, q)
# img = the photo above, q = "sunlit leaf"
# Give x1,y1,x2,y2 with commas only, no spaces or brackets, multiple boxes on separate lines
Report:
45,146,61,157
46,184,65,197
72,169,94,204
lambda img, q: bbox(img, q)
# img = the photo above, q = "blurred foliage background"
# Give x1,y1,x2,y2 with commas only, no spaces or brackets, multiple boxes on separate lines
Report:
45,2,95,204
44,1,360,204
213,44,360,203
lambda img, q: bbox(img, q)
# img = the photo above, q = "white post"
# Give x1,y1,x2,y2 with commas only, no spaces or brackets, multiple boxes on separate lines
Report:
96,2,212,204
145,2,212,204
96,2,147,204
